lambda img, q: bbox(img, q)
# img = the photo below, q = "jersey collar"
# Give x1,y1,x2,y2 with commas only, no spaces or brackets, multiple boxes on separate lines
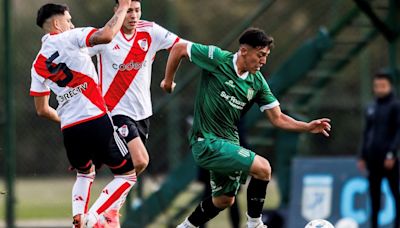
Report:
120,28,137,42
233,53,249,80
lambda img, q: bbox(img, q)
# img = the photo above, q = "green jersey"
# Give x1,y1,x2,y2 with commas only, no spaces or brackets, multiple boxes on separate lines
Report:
188,43,279,145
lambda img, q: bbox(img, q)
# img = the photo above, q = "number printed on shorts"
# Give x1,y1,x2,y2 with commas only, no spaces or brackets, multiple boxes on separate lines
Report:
45,51,74,87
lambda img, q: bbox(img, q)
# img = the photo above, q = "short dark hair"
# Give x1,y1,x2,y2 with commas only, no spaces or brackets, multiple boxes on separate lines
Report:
374,69,393,84
36,3,69,28
239,28,274,49
115,0,141,4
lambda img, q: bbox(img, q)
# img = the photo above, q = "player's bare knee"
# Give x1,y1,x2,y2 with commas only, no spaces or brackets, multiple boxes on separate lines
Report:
262,160,272,180
77,165,95,174
257,159,272,181
212,196,235,209
134,156,149,173
134,162,148,174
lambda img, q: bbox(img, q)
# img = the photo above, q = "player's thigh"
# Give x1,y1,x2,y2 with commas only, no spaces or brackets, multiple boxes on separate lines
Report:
113,115,149,163
103,130,135,174
209,170,244,197
127,137,149,164
88,117,135,175
192,138,255,175
62,125,93,172
249,155,272,181
112,115,149,144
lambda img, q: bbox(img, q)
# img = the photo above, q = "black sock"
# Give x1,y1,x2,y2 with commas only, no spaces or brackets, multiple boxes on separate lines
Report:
247,177,269,218
188,197,224,226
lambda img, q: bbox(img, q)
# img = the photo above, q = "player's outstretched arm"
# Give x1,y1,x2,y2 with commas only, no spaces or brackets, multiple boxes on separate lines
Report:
161,42,189,93
88,0,131,46
34,95,61,123
265,105,331,137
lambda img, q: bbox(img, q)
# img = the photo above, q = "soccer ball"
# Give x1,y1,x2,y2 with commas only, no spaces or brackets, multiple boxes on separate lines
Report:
305,219,334,228
335,218,358,228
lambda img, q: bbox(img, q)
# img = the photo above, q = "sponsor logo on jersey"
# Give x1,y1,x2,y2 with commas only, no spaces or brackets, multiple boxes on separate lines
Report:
112,60,146,71
56,82,88,105
138,38,148,52
224,80,236,88
118,125,129,138
220,91,246,110
247,88,255,101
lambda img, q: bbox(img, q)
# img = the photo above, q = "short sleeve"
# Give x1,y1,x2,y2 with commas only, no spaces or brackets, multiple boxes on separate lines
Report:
255,76,280,112
152,23,180,51
30,67,50,97
188,43,227,72
87,44,106,57
66,27,98,49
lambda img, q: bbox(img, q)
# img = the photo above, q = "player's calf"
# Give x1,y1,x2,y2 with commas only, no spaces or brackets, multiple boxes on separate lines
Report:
83,171,136,227
177,195,235,228
246,156,271,228
71,166,96,228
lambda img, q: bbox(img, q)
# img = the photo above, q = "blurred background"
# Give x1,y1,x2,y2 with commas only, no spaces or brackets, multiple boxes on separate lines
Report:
0,0,399,227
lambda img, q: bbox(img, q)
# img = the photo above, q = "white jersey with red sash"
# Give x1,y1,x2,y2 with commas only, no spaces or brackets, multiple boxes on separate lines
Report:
91,20,180,121
30,27,106,129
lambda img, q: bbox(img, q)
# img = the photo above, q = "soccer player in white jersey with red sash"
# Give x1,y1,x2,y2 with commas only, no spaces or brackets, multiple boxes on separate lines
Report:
30,2,137,227
90,0,181,176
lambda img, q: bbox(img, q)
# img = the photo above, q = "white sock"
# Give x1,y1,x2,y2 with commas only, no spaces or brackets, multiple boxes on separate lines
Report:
88,173,136,216
246,212,263,226
72,172,95,217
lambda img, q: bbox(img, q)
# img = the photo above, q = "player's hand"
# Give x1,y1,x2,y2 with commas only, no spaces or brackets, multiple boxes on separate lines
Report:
357,159,366,172
160,79,176,93
308,118,331,137
118,0,131,8
384,158,396,170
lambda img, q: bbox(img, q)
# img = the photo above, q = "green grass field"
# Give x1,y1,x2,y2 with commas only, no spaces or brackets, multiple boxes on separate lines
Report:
0,177,280,227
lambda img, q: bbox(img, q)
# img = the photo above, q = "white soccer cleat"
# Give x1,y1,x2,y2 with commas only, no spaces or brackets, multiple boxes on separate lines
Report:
176,218,198,228
246,213,268,228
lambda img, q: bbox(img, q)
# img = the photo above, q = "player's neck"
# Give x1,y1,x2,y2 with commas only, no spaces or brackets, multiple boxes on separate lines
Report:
236,56,248,76
121,27,136,36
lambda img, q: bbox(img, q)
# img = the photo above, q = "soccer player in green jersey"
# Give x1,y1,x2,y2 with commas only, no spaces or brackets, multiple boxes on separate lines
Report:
161,28,331,228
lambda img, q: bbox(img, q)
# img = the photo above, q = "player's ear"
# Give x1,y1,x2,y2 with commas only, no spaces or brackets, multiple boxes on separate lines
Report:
239,45,248,56
52,17,61,31
113,5,118,13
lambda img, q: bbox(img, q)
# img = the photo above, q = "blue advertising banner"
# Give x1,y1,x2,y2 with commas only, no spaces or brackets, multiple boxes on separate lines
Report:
288,157,397,228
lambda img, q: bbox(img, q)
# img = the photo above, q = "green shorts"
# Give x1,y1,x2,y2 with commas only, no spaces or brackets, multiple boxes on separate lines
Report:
191,137,256,196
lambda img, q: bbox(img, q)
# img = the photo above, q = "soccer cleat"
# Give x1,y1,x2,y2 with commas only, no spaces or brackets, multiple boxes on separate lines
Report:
246,223,268,228
246,213,268,228
176,218,198,228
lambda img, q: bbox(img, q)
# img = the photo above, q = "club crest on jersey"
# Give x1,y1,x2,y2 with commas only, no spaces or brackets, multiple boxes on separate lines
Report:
247,88,255,101
138,38,148,52
118,125,129,138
